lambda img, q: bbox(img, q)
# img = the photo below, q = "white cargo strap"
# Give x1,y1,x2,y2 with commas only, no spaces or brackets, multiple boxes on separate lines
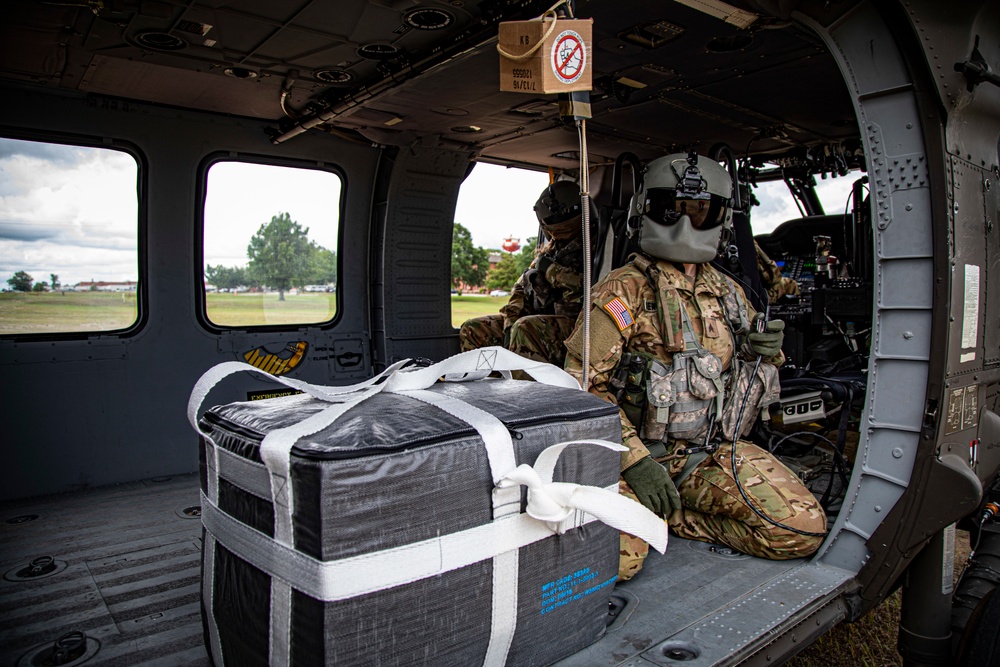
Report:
189,349,665,667
188,348,577,542
199,440,667,601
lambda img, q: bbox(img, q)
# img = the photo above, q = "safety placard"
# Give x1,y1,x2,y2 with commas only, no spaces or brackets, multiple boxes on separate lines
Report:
945,384,979,435
961,264,980,350
551,30,586,85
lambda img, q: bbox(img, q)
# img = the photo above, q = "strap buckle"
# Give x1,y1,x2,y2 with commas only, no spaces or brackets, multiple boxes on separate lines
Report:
680,439,720,456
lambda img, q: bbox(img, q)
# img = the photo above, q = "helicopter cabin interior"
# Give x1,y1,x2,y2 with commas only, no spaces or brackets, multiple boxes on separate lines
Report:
2,0,998,665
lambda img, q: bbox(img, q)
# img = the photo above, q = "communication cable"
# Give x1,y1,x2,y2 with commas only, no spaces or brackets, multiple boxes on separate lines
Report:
727,314,829,538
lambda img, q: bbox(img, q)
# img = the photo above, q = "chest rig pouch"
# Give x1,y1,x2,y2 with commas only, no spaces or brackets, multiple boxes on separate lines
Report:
719,358,780,440
641,307,724,443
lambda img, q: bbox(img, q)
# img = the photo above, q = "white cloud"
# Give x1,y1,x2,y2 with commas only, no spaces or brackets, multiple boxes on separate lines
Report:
203,162,341,268
749,175,859,234
454,163,550,251
0,138,138,285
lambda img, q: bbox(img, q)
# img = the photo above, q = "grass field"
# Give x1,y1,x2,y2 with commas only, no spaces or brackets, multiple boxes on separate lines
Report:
206,291,336,326
450,295,507,328
0,291,503,333
787,530,971,667
0,290,139,334
0,290,337,333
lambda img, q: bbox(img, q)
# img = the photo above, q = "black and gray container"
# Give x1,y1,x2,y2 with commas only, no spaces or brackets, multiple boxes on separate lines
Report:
188,351,660,667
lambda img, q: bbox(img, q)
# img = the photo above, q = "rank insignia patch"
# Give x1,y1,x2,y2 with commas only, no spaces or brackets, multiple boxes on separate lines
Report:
603,297,634,331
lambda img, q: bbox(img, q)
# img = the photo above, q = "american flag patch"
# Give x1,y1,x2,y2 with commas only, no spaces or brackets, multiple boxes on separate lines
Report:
603,297,634,331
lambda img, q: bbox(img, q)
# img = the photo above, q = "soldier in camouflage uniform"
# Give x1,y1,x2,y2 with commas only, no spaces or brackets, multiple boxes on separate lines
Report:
459,181,585,366
755,241,800,303
564,153,826,580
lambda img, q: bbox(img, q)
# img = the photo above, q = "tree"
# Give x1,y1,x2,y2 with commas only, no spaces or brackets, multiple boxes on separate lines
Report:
246,212,311,301
7,271,33,292
206,264,252,291
49,274,60,291
514,236,538,275
486,252,521,291
305,242,337,285
452,222,488,291
32,281,49,292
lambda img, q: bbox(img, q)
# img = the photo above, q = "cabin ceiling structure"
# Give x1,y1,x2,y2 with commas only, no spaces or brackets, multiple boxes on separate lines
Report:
2,0,862,173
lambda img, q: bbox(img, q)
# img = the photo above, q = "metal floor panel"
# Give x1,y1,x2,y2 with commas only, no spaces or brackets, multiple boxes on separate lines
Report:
1,473,852,667
554,539,853,667
0,474,207,666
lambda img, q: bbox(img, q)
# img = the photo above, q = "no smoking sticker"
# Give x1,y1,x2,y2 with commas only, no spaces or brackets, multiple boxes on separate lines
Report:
551,30,586,84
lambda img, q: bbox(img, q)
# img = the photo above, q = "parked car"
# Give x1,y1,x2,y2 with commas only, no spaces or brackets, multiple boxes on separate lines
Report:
489,289,509,297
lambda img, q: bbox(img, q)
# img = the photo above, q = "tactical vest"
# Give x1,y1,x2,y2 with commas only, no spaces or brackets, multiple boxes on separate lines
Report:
525,240,584,318
620,255,779,467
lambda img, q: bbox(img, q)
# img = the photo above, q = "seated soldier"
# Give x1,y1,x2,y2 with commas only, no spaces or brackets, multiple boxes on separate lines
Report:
459,181,584,366
563,152,826,581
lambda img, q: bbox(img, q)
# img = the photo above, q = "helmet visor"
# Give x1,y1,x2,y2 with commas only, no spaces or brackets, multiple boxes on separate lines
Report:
642,187,728,230
537,199,580,226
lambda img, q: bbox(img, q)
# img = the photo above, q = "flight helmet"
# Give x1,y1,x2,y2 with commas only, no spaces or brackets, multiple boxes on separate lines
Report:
534,180,582,241
627,152,734,263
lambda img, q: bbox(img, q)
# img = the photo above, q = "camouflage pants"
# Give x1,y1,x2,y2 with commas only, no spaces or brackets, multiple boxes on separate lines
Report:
459,313,575,368
459,314,504,352
618,441,826,579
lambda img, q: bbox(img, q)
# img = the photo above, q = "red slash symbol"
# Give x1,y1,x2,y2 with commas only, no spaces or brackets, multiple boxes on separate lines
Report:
553,32,584,84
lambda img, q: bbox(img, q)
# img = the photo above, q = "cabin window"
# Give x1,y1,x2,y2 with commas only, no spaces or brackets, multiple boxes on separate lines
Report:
751,175,858,234
451,163,549,327
202,160,341,328
0,137,140,336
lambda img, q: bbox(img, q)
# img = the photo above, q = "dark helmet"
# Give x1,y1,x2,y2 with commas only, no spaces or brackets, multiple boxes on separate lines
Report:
533,181,582,241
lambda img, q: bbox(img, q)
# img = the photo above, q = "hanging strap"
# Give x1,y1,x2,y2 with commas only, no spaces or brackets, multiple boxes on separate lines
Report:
495,1,571,61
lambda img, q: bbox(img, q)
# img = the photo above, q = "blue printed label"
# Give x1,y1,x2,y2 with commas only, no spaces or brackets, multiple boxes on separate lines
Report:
540,567,617,615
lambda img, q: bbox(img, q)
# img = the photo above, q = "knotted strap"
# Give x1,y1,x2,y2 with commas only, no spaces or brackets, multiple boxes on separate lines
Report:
498,440,668,553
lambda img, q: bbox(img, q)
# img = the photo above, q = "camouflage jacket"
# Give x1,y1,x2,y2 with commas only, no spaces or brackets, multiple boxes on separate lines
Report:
755,241,799,302
500,238,584,330
564,254,782,471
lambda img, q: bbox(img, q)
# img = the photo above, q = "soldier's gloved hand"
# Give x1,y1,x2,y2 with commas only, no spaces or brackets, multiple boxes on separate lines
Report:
621,457,682,517
535,255,554,276
746,318,785,357
554,240,582,263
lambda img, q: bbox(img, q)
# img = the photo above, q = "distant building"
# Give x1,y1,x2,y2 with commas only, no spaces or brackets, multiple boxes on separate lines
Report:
454,250,504,294
73,281,138,292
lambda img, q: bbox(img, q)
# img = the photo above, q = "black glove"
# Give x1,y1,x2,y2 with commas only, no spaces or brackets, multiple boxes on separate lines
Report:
553,241,583,268
746,318,785,357
621,457,682,517
535,255,554,276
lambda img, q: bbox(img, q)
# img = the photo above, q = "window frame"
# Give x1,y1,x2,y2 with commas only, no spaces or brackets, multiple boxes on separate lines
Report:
195,152,346,333
0,129,147,341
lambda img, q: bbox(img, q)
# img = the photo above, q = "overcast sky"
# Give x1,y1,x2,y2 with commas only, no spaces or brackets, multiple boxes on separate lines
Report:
457,162,856,250
1,138,857,286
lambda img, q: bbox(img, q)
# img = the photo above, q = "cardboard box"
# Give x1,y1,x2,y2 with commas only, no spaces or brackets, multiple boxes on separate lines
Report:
499,18,593,94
